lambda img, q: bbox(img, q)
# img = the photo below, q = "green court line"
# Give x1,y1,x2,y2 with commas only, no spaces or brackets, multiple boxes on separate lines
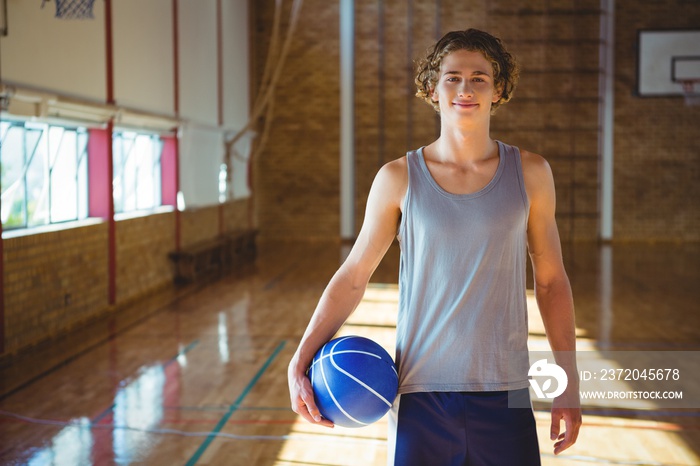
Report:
184,340,287,466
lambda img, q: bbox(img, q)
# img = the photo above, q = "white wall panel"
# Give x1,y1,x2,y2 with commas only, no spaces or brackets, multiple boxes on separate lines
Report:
112,0,174,116
0,0,251,205
230,134,252,199
222,0,249,129
178,0,218,126
223,0,251,198
179,124,223,207
0,0,106,101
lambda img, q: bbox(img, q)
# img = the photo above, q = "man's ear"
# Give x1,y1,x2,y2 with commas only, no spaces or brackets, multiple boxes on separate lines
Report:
492,84,503,103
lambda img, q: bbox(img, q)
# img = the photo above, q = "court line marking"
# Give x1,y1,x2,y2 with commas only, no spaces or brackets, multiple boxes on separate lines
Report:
184,339,287,466
0,283,212,403
91,339,200,424
164,405,292,411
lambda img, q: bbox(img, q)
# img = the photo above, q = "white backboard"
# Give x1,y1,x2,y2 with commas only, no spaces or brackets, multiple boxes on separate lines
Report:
638,29,700,96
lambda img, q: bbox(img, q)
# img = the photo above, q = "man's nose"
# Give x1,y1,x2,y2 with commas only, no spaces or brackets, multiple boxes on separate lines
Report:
458,81,473,97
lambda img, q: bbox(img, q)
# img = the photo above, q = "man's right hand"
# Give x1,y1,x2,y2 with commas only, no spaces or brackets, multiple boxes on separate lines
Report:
288,365,335,428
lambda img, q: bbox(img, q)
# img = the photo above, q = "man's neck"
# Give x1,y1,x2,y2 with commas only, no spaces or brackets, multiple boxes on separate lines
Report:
432,123,496,165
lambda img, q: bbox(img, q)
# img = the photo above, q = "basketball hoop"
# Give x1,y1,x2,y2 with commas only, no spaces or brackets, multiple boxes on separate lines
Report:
681,80,700,107
42,0,95,19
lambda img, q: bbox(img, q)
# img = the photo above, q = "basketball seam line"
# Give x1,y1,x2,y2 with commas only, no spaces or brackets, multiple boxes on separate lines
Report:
318,337,368,426
328,351,394,408
309,349,382,368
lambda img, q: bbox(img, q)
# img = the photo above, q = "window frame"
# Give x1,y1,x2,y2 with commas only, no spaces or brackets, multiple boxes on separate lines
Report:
111,129,164,216
0,118,89,231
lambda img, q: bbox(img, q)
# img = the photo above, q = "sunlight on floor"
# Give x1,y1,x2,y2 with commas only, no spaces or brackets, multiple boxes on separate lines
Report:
275,284,700,466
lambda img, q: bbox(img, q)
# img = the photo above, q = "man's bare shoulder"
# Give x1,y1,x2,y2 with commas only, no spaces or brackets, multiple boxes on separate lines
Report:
519,149,556,211
520,149,551,176
519,149,555,188
380,156,408,178
375,156,408,190
369,156,408,210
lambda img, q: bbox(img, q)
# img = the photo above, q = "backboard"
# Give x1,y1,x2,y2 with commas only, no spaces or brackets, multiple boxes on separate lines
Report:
637,29,700,97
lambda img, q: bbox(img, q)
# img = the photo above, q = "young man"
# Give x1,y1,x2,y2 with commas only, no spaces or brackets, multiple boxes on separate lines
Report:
288,29,581,465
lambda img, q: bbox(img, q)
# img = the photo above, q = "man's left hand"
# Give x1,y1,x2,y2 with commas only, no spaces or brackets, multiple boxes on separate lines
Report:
550,390,582,454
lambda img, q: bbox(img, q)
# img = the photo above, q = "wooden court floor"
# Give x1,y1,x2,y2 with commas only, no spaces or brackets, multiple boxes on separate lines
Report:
0,240,699,465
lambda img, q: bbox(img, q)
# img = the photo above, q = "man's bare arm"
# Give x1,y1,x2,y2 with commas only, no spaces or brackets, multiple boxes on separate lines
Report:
523,150,582,455
287,158,407,427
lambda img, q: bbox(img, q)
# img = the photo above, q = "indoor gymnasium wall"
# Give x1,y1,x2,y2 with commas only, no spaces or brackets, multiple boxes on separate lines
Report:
223,199,252,232
485,1,602,241
0,0,107,101
252,0,342,241
2,223,108,354
115,212,176,306
253,0,604,242
353,0,442,237
0,2,108,355
112,0,175,116
223,0,254,201
181,206,222,248
613,0,700,241
0,0,252,357
254,0,696,243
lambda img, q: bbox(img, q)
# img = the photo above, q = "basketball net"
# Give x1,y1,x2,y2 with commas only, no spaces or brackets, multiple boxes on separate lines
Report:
681,80,700,107
42,0,95,19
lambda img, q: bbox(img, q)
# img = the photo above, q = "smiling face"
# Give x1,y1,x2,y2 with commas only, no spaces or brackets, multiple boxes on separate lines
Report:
415,29,520,114
430,49,502,122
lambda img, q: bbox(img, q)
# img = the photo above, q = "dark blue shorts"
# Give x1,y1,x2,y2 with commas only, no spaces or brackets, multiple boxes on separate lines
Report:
387,389,540,466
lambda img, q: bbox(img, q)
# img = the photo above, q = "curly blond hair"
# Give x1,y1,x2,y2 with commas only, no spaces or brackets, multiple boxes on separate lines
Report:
415,29,520,114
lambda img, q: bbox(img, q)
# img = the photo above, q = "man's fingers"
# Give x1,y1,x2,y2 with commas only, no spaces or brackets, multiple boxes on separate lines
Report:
289,370,334,428
550,413,561,441
292,394,314,418
554,432,574,455
293,393,334,428
302,393,323,423
303,397,335,428
553,409,582,455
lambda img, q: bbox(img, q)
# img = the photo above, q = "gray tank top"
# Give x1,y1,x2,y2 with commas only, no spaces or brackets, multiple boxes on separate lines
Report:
396,140,531,393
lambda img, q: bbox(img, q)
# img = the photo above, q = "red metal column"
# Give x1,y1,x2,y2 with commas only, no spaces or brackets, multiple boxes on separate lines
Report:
104,0,116,304
0,197,4,354
88,124,116,305
217,0,225,234
161,136,181,251
172,0,181,251
105,0,114,105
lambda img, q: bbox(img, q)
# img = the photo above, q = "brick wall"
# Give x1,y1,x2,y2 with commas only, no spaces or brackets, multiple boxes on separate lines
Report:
354,0,441,231
252,0,341,241
613,0,700,241
487,0,602,240
253,0,607,241
116,212,175,305
180,205,221,247
2,199,251,357
223,198,252,232
3,223,109,354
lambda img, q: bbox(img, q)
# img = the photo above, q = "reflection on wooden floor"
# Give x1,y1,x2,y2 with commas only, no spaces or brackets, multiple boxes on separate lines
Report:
0,241,699,465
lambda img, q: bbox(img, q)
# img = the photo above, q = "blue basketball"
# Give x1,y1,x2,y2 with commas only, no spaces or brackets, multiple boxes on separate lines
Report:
308,335,398,428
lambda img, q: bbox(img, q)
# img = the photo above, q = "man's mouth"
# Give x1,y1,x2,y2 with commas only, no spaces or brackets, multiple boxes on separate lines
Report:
453,102,478,109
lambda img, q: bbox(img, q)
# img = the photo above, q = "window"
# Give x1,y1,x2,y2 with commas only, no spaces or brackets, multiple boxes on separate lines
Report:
0,120,88,230
112,131,162,214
